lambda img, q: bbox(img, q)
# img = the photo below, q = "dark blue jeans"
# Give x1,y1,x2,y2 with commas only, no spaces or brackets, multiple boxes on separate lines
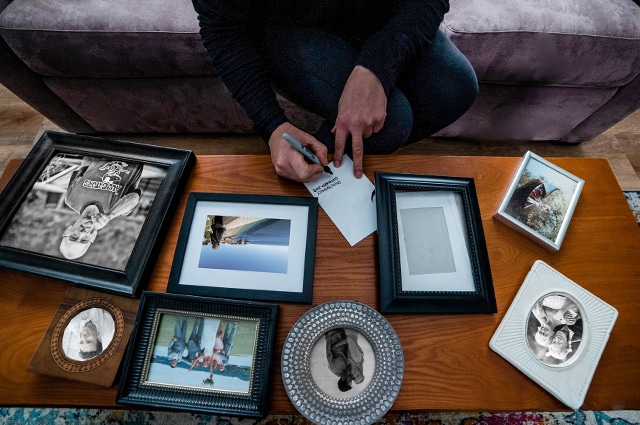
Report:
260,27,478,153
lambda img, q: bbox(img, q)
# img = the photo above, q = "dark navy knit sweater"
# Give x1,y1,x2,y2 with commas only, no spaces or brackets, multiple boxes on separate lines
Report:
192,0,449,141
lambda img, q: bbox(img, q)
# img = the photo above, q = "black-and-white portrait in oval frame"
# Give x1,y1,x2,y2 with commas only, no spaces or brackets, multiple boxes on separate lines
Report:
525,292,588,368
489,260,618,410
51,297,125,373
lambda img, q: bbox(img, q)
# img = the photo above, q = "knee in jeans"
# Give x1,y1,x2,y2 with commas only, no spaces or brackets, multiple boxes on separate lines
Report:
366,91,413,153
463,71,479,110
425,62,478,131
453,61,479,113
366,120,412,154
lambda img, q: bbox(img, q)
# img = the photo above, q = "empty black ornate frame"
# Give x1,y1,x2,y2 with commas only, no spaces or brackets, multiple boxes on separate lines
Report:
375,172,496,314
117,291,278,418
0,131,195,297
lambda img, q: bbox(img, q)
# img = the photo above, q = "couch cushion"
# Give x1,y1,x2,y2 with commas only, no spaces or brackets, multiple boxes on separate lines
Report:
442,0,640,88
3,0,640,86
0,0,214,78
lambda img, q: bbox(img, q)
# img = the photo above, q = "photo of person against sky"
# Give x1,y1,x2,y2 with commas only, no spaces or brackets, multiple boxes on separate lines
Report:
198,215,292,274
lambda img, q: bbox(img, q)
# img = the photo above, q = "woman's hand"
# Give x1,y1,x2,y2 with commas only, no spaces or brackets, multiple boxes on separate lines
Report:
268,123,329,182
332,65,387,178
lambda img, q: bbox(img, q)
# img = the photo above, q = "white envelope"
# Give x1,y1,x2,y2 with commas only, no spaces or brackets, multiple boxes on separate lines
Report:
304,155,376,246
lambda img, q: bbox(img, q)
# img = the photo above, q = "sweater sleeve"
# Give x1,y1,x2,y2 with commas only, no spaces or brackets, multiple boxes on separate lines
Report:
356,0,449,97
192,0,288,142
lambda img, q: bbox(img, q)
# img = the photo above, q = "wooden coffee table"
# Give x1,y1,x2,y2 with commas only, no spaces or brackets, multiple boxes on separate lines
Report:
0,155,638,413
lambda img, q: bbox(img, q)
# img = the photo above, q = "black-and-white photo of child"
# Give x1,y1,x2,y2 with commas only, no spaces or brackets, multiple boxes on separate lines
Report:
526,293,583,366
61,307,116,361
309,327,375,398
0,154,167,270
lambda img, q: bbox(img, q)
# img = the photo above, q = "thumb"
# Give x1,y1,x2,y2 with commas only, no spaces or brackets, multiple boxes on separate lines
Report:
299,135,329,166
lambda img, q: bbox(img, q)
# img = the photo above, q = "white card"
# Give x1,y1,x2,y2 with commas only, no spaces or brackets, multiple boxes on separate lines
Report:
304,156,376,246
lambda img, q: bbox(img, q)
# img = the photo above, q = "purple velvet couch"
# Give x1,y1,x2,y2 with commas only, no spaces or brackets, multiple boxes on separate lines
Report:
1,0,639,144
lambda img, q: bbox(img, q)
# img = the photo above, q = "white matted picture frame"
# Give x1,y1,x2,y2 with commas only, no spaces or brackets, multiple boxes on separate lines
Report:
494,151,584,252
166,192,318,303
489,260,617,410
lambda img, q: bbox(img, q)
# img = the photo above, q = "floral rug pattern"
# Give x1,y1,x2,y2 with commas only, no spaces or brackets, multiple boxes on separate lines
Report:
0,409,639,425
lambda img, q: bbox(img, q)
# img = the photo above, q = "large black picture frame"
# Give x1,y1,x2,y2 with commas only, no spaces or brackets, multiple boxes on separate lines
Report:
117,291,278,418
0,131,195,297
166,192,318,303
375,172,496,314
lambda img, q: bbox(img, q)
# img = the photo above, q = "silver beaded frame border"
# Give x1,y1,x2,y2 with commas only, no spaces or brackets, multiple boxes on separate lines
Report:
281,300,404,425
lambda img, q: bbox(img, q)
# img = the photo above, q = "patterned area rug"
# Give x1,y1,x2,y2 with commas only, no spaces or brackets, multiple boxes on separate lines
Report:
1,409,639,425
624,191,640,226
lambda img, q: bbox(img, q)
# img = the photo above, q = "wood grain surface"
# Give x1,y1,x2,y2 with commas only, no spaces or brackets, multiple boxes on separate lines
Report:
0,155,638,413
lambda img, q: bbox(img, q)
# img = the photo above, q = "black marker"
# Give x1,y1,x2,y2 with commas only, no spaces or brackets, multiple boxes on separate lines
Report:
283,133,333,175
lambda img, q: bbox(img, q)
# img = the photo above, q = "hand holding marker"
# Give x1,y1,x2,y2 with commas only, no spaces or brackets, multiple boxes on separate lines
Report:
283,133,333,175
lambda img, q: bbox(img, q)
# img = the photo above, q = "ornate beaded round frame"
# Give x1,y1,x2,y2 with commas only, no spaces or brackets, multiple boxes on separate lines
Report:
281,300,404,425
